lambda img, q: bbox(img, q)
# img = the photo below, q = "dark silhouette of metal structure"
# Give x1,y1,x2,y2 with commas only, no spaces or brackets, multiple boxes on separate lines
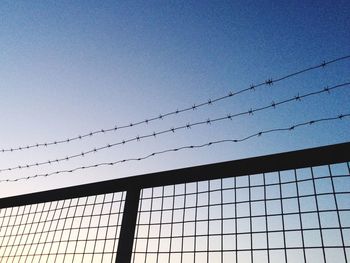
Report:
0,142,349,262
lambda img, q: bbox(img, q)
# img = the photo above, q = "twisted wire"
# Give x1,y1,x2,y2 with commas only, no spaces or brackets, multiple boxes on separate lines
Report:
0,82,349,173
1,55,349,153
2,113,349,183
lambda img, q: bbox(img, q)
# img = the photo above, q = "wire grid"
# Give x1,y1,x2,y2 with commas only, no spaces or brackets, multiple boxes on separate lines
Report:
131,162,350,263
0,191,125,263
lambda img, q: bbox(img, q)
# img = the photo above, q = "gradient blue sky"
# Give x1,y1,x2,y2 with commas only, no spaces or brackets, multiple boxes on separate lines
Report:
0,0,349,197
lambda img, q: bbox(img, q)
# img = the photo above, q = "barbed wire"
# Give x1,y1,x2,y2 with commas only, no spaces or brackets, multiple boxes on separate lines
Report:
1,55,349,154
1,82,349,173
2,113,349,183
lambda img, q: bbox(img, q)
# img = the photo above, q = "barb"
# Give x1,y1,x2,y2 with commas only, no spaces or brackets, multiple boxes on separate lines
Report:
1,82,349,173
1,55,349,153
2,113,349,183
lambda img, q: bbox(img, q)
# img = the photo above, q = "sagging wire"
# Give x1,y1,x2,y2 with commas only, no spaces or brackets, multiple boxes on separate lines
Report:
1,55,349,153
0,82,348,173
2,113,349,183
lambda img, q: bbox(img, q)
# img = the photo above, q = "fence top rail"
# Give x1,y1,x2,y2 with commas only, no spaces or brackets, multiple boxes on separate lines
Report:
0,142,349,209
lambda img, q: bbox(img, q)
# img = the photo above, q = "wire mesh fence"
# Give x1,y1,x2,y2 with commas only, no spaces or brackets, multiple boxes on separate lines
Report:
131,163,350,263
0,142,349,263
0,192,125,263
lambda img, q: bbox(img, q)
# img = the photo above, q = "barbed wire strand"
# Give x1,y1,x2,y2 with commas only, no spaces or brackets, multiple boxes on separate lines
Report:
2,113,349,183
1,55,349,153
1,82,349,173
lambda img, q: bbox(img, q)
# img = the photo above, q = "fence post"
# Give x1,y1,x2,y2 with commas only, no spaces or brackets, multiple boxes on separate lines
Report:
115,187,141,263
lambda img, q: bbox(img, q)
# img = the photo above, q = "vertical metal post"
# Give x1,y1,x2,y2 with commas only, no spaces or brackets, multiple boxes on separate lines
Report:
115,187,141,263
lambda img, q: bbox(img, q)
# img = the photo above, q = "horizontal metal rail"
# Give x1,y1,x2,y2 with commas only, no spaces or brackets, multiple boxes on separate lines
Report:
0,142,349,209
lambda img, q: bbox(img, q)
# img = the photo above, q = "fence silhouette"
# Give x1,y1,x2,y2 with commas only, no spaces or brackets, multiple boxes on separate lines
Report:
0,142,349,262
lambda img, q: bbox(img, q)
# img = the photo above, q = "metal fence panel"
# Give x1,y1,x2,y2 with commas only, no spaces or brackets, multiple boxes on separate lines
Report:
0,142,349,263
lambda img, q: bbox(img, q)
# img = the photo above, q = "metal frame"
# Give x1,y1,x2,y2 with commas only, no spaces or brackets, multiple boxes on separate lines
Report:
0,142,349,263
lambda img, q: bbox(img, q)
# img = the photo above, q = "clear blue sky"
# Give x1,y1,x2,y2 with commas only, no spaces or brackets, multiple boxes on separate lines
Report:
0,0,349,197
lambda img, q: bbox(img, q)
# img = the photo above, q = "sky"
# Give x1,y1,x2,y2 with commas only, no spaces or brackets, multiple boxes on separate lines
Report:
0,0,349,198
